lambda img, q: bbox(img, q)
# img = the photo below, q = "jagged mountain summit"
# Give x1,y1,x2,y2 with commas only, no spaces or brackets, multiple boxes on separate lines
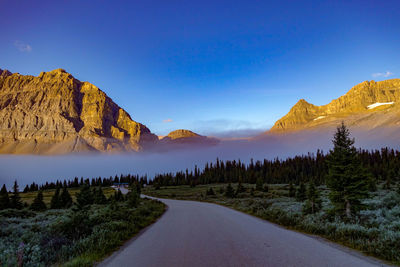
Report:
270,79,400,133
0,68,158,154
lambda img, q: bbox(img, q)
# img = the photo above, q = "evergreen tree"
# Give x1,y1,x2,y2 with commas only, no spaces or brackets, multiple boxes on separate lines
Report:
235,181,245,196
76,184,94,208
288,181,295,197
60,187,73,208
326,122,369,218
303,181,321,214
367,177,377,192
93,187,107,204
50,187,62,209
10,180,23,209
135,182,142,196
127,185,139,207
225,183,235,198
114,189,124,202
256,177,264,191
296,182,307,201
0,184,10,210
23,185,30,193
30,191,47,211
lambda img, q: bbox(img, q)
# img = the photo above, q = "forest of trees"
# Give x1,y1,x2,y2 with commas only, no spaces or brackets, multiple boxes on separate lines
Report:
0,174,149,194
0,178,142,211
150,146,399,189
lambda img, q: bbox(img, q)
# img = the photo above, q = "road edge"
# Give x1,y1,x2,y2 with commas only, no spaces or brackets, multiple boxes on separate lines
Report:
96,196,169,267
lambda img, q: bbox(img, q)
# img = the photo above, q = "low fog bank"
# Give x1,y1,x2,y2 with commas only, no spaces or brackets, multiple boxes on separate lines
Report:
0,127,399,189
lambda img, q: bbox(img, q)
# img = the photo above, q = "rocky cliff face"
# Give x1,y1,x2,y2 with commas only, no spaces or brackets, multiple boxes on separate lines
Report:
270,79,400,132
0,68,158,154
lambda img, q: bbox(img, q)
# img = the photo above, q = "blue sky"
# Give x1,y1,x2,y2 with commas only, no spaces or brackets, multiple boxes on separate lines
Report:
1,0,399,137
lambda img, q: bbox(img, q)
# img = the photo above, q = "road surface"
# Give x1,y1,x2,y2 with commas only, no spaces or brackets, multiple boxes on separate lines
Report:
100,197,387,267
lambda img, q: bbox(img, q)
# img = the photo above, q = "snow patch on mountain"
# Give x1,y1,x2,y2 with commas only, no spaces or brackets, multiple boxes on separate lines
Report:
314,116,326,121
367,102,394,109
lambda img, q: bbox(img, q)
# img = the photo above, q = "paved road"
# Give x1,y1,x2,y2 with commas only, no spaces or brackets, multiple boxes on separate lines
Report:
100,197,387,267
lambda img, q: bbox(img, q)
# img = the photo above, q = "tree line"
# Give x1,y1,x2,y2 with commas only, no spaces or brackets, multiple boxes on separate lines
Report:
0,179,142,212
2,134,399,195
151,149,399,188
4,174,149,193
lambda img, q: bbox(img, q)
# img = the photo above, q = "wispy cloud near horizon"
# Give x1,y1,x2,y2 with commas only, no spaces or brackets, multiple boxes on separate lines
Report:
14,40,32,52
372,71,393,78
192,119,271,138
163,118,173,123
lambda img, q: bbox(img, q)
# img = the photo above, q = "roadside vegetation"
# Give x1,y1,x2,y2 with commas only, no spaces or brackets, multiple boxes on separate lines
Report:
0,181,165,266
143,123,400,265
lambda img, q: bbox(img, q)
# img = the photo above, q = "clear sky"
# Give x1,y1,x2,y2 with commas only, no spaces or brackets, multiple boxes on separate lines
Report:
1,0,399,137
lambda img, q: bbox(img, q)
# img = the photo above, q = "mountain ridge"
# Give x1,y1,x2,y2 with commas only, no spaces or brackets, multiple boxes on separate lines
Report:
270,79,400,133
0,68,158,154
1,67,399,154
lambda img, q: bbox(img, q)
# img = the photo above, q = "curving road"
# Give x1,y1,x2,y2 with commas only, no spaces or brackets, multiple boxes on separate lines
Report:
100,197,387,267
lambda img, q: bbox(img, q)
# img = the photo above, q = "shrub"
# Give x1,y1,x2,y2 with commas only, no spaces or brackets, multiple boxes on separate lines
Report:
224,184,235,198
206,187,215,196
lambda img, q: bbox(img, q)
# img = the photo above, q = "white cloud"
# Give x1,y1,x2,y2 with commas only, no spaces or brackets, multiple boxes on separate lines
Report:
14,40,32,52
372,71,393,78
163,118,173,123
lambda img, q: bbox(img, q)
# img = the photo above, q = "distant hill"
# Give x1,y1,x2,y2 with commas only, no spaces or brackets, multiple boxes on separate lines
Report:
160,129,219,147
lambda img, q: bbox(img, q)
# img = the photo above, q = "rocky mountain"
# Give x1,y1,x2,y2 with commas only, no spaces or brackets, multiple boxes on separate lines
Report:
270,79,400,133
160,129,219,146
0,68,158,154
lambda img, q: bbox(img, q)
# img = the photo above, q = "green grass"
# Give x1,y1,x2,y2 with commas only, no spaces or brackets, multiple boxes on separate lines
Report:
19,187,115,205
143,183,400,265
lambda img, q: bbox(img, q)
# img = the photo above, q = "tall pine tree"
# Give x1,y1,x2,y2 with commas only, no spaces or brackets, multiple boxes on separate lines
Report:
127,185,139,207
288,181,296,197
256,177,264,191
303,181,321,214
50,187,61,209
0,184,10,210
93,187,107,204
296,182,307,201
10,181,23,209
76,184,94,208
30,191,47,211
60,187,73,208
326,122,369,218
225,183,235,198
